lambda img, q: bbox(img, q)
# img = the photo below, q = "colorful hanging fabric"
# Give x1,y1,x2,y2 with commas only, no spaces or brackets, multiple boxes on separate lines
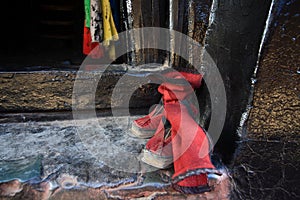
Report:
83,24,92,55
109,0,121,32
84,0,91,28
90,0,103,42
101,0,119,46
83,0,118,60
83,23,104,58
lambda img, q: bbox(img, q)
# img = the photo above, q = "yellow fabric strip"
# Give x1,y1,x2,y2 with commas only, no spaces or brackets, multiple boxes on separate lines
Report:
101,0,119,46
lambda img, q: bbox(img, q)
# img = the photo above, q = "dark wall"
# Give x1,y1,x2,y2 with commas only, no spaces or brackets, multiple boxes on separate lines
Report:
0,1,33,54
0,0,84,66
205,0,272,160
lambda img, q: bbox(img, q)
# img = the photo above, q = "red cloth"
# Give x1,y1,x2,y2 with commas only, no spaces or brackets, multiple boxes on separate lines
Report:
133,71,202,138
161,71,203,89
83,25,104,58
157,74,216,192
143,71,215,192
164,102,215,182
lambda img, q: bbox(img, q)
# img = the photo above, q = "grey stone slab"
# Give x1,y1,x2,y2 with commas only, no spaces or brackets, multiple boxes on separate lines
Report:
0,116,148,188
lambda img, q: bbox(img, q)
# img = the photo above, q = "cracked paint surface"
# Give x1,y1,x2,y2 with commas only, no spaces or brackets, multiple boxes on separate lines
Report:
232,0,300,199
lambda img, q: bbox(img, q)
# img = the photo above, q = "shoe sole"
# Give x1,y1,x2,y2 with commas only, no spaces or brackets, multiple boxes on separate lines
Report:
130,123,156,139
141,149,173,169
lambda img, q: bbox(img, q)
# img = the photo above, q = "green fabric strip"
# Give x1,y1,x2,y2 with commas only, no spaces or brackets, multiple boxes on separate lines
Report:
84,0,91,28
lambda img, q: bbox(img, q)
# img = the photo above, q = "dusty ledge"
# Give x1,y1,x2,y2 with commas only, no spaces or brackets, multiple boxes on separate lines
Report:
0,116,230,199
0,64,163,112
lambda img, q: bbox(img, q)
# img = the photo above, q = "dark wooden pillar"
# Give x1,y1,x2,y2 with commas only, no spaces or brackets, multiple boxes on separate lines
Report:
205,0,272,161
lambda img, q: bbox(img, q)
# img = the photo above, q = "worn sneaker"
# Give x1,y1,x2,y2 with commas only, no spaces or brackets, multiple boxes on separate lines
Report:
130,103,164,139
141,120,173,169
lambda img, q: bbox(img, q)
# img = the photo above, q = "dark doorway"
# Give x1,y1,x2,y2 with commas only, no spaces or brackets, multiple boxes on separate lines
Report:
0,0,85,70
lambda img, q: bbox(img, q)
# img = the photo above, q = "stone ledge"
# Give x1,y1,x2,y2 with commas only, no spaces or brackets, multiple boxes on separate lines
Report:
0,66,162,112
0,116,230,199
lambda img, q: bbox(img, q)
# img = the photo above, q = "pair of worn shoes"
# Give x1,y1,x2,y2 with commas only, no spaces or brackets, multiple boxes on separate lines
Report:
131,100,174,169
130,70,219,194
